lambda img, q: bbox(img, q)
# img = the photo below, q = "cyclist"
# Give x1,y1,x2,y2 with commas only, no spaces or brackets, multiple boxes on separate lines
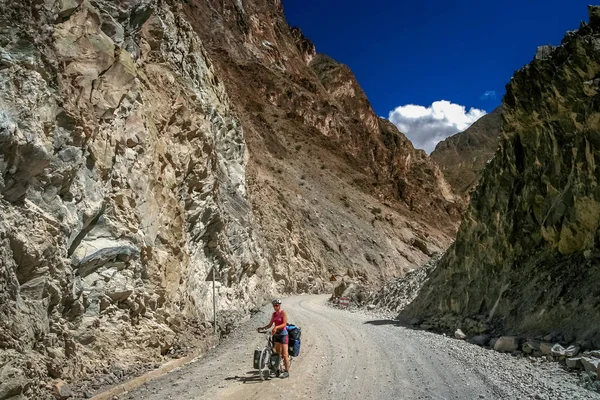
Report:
257,299,290,378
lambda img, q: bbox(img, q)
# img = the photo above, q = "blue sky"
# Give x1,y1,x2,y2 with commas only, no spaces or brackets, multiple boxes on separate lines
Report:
283,0,592,152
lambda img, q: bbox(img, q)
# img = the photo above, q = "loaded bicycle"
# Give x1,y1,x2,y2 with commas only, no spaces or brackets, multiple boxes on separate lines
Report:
254,329,284,380
254,325,301,380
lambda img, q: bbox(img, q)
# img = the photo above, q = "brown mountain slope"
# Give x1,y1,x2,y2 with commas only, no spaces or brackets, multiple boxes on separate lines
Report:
402,6,600,346
182,0,463,287
431,106,503,196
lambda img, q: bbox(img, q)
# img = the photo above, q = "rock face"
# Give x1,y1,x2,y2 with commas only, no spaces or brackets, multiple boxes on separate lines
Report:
431,106,503,197
0,0,460,396
402,6,600,345
180,0,463,288
1,0,263,395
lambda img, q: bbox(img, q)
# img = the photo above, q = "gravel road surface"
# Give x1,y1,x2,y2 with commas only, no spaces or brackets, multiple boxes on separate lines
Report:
118,295,599,400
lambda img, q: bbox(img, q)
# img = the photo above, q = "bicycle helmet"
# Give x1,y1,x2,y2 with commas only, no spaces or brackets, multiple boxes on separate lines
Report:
271,299,282,305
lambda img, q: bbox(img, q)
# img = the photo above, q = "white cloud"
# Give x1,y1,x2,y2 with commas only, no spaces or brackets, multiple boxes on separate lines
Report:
388,100,486,154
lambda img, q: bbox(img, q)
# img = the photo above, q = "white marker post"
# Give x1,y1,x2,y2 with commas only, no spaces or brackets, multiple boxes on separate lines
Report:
212,264,216,335
205,264,217,335
330,274,337,303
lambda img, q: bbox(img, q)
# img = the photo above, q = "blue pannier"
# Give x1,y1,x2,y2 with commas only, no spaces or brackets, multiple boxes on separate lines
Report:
286,324,302,356
287,324,301,341
289,337,301,356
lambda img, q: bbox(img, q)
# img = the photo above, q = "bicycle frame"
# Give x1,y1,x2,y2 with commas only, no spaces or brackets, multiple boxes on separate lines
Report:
256,329,292,380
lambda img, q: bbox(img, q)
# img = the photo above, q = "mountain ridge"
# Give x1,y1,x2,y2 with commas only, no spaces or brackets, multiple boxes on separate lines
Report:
402,6,600,346
430,106,503,196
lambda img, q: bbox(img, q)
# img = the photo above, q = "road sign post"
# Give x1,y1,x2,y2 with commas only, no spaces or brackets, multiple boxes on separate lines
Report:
205,265,217,335
330,275,337,302
212,265,216,335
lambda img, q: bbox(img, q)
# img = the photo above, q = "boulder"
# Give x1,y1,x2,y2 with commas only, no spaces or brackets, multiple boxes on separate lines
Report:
489,337,498,349
469,335,490,347
539,342,554,356
494,336,520,353
581,357,600,373
543,331,564,342
454,329,467,340
52,379,72,399
522,340,541,354
566,357,583,370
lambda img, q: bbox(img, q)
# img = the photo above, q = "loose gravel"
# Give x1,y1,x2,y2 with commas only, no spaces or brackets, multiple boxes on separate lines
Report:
110,295,600,400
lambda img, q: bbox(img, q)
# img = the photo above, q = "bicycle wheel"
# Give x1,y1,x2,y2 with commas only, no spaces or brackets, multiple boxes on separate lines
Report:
258,348,270,380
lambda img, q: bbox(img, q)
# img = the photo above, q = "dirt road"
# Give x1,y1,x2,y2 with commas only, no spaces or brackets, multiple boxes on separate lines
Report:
119,295,598,400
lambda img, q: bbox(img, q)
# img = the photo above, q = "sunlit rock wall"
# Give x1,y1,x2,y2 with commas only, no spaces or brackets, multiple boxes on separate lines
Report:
0,0,269,395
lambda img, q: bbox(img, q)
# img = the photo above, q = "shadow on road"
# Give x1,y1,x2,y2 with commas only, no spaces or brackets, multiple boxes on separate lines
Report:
224,371,273,384
364,319,411,328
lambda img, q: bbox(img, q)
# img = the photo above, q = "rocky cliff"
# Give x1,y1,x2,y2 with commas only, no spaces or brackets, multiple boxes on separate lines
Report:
0,0,460,397
431,106,503,197
403,6,600,346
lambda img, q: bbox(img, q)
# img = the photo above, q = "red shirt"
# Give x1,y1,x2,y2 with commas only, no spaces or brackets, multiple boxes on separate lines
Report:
272,311,288,335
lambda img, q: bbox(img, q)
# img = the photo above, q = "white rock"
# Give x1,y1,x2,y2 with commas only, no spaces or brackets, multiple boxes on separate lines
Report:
565,345,580,357
551,344,566,357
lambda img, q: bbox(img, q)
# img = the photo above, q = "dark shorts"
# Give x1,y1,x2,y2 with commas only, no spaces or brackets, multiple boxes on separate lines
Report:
273,332,288,344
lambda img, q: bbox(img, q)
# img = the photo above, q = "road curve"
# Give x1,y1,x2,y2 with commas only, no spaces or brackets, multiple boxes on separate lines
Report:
118,295,598,400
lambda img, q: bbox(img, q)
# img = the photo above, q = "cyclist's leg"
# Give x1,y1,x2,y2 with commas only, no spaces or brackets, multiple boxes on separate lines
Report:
274,340,284,370
282,336,290,372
